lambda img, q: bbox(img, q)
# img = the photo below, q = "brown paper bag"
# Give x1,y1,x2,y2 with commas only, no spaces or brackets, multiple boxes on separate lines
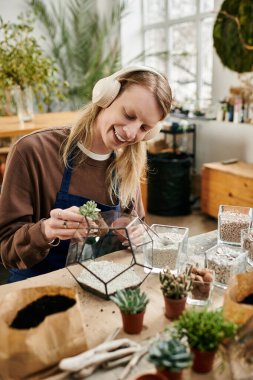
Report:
223,271,253,325
0,286,87,379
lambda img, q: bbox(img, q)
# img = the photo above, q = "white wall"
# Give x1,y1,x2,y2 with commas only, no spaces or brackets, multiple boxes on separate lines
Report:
195,121,253,172
0,0,26,20
120,0,143,65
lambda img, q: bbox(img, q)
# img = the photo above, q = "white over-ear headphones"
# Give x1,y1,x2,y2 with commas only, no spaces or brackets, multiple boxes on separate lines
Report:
92,65,165,141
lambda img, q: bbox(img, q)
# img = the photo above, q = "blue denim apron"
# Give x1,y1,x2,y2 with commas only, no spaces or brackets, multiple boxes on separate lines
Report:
8,152,120,282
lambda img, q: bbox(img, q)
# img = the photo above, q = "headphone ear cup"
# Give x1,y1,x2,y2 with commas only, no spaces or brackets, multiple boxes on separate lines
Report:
143,124,162,141
92,77,121,108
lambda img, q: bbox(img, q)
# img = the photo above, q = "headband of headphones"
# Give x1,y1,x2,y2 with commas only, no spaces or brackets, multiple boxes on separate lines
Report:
92,66,164,140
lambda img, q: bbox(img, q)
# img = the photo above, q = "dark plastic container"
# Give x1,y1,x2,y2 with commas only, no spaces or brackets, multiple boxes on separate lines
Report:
147,152,191,216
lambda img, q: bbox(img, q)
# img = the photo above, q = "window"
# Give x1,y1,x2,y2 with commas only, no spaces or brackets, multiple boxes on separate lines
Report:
141,0,215,109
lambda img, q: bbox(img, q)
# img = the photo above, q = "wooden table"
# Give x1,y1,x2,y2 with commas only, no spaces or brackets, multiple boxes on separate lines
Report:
0,231,234,380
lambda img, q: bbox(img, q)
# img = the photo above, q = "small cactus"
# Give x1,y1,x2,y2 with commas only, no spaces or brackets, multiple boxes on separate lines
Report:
110,288,149,314
79,201,101,220
160,267,192,300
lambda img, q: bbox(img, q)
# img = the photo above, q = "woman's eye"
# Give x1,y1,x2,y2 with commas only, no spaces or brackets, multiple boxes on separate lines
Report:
141,125,148,132
124,112,135,120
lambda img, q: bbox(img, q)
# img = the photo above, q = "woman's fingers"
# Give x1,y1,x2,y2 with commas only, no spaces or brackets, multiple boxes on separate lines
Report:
51,207,84,223
44,207,98,241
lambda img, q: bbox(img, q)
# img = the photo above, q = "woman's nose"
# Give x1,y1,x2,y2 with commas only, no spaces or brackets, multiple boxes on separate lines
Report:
123,122,141,140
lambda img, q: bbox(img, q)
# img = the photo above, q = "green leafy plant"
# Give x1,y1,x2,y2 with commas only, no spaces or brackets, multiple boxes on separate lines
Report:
159,268,193,300
0,15,67,113
79,201,101,220
28,0,126,109
110,288,149,315
213,0,253,73
175,309,237,352
148,338,193,372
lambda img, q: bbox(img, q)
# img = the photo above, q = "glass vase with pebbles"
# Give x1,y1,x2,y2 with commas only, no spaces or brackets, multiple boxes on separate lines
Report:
143,224,189,274
186,266,215,306
218,205,252,246
206,244,246,289
241,228,253,266
65,212,153,300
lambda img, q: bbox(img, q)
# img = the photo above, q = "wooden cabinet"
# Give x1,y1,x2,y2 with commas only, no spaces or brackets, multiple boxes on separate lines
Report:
201,161,253,218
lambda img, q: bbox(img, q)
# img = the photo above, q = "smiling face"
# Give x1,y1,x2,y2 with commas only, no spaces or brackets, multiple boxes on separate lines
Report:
91,84,163,154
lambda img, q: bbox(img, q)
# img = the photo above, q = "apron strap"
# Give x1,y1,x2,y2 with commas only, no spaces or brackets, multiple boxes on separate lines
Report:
59,149,75,193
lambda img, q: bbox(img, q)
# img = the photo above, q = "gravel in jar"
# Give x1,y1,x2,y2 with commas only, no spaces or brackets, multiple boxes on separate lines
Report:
78,261,141,295
219,211,251,243
207,245,246,285
243,231,253,261
145,232,182,270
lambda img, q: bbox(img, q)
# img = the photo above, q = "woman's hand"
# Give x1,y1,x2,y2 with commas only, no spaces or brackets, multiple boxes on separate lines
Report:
111,217,145,247
42,206,98,242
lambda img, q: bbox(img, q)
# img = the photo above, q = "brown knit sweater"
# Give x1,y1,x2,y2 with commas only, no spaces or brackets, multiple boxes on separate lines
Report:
0,127,144,270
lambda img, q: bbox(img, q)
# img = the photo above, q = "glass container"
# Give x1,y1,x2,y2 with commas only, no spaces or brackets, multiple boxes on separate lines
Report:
218,205,252,246
13,85,34,122
187,268,215,306
206,244,246,289
143,224,189,274
65,212,152,299
241,228,253,266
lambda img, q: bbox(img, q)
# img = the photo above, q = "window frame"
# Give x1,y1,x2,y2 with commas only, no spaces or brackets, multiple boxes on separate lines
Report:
140,0,215,108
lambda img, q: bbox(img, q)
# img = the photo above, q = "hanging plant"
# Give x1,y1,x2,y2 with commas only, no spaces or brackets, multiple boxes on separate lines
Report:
213,0,253,73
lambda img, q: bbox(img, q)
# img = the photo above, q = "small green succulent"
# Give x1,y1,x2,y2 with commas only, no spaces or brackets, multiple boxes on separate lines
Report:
159,268,192,300
175,309,237,352
110,288,149,314
79,201,101,220
148,338,193,372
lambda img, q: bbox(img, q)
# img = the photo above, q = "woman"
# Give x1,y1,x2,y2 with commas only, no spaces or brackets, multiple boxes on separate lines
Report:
0,66,172,282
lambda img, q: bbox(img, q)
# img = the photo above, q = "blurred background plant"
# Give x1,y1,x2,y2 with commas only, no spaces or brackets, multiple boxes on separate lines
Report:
27,0,126,110
0,14,67,116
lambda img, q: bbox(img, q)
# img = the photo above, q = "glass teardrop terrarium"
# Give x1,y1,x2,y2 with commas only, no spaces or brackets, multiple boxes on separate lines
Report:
65,209,153,300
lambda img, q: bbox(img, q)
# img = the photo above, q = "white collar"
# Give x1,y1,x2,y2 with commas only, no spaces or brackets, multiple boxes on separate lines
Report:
77,141,112,161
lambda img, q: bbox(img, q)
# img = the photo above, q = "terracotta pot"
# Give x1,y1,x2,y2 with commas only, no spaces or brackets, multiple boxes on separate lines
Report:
157,368,183,380
121,310,145,334
163,296,186,320
135,373,166,380
191,348,216,373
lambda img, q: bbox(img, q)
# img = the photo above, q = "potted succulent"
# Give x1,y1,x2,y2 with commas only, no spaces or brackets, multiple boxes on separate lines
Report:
159,268,192,320
148,337,193,380
175,309,237,373
110,288,149,334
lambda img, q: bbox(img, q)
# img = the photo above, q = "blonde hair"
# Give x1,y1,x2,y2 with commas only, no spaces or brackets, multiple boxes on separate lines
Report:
63,70,172,208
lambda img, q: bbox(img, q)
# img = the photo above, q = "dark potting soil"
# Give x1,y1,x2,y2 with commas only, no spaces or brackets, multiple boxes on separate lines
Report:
240,293,253,305
10,295,76,329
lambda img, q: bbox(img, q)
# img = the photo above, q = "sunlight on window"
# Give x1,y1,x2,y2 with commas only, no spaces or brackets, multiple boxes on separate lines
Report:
142,0,215,109
169,0,196,19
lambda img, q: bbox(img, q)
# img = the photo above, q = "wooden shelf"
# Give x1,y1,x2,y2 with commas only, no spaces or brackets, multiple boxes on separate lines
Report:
0,147,10,154
0,111,78,138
